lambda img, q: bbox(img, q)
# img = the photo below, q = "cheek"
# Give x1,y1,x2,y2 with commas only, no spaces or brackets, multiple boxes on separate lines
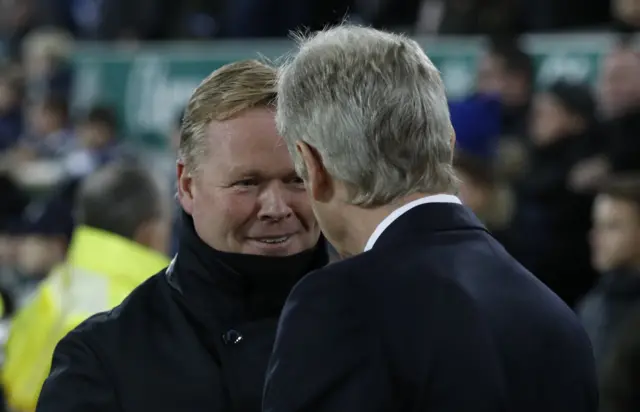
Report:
534,111,559,137
619,231,640,256
214,192,257,228
602,232,629,259
191,186,252,231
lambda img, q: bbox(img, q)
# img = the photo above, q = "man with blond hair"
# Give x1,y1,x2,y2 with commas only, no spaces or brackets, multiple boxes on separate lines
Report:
36,60,327,412
262,25,597,412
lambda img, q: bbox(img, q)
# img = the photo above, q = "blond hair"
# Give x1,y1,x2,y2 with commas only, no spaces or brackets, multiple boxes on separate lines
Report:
179,59,277,173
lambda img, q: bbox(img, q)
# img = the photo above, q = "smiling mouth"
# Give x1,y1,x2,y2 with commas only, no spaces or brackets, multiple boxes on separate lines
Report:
251,235,293,245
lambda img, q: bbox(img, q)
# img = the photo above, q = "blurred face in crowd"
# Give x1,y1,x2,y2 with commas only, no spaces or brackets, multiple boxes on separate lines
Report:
613,0,640,25
77,122,114,149
28,104,60,136
477,53,503,96
591,194,640,272
477,53,529,107
598,49,640,118
531,93,584,146
177,108,320,256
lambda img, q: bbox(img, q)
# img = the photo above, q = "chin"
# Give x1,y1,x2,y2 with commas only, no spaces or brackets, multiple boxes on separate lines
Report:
593,258,612,273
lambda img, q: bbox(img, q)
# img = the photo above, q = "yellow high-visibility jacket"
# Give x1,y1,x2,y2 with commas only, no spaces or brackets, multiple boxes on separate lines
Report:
2,226,170,411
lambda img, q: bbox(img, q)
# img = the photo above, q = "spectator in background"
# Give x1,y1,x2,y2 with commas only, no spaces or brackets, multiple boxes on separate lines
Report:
571,39,640,190
599,306,640,412
598,40,640,173
477,39,534,181
0,67,24,153
449,93,502,160
10,177,80,285
454,153,514,247
65,105,123,178
20,27,74,102
2,96,76,192
449,93,514,246
612,0,640,31
578,175,640,370
3,162,171,412
1,0,41,61
8,104,126,282
0,175,29,240
22,95,74,160
477,38,534,140
508,80,599,308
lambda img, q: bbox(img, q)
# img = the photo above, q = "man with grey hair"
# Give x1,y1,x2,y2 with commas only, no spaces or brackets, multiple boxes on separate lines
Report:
262,25,597,412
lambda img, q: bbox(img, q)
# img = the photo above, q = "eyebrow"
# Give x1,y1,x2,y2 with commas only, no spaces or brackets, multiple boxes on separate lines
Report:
231,169,299,180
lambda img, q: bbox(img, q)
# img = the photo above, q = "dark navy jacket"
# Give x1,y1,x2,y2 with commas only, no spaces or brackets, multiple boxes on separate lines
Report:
264,202,598,412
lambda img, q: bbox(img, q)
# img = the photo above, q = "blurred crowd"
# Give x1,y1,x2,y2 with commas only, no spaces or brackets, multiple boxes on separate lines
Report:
0,0,638,411
450,32,640,411
0,0,638,48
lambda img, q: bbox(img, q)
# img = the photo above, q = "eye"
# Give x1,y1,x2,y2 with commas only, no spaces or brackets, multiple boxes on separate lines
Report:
234,178,259,187
285,176,305,187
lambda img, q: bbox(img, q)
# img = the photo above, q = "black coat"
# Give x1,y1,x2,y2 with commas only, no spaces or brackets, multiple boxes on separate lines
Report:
36,216,328,412
507,133,597,307
263,203,598,412
578,269,640,371
606,107,640,173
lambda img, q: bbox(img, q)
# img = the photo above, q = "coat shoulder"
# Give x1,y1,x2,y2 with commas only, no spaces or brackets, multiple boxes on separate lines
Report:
66,271,168,350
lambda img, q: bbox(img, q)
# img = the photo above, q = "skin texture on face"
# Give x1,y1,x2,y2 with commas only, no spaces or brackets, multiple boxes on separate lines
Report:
177,108,320,256
530,93,583,146
591,194,640,272
598,49,640,118
477,53,529,107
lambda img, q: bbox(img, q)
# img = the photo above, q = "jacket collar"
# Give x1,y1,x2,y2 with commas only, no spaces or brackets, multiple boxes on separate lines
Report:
364,194,461,251
168,212,329,326
66,225,169,286
371,202,488,251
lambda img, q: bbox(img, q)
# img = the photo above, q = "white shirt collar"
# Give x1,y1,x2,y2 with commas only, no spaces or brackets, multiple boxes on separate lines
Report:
363,194,462,252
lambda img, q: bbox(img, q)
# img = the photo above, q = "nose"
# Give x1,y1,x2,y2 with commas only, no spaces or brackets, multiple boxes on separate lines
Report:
257,182,293,222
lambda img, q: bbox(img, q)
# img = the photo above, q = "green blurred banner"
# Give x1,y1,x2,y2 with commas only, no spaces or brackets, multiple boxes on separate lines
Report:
70,34,636,148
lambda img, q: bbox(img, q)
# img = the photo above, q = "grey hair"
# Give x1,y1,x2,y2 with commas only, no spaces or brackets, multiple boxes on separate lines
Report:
276,25,458,207
75,161,169,240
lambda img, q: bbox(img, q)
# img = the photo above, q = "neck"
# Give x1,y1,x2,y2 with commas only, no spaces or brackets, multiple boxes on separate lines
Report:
173,212,329,320
335,192,435,257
